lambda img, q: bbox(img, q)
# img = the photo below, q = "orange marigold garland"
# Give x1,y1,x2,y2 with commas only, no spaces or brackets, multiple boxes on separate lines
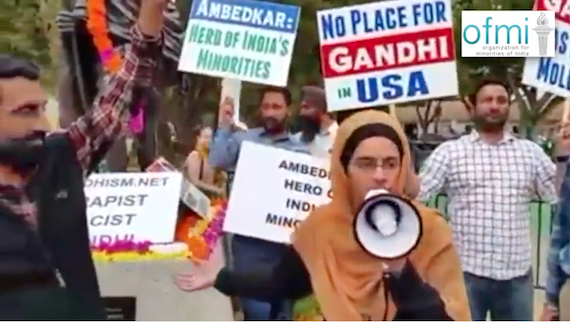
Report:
86,0,144,134
176,199,228,260
86,0,122,73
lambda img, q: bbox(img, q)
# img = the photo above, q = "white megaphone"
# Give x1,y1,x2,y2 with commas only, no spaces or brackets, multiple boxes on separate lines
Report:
354,189,422,259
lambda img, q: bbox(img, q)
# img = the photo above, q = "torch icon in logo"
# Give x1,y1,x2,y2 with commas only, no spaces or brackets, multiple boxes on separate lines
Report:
534,12,553,56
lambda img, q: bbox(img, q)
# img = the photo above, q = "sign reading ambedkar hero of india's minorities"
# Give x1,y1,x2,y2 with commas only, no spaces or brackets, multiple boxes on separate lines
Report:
178,0,300,87
522,0,570,97
85,172,182,246
317,0,458,112
224,142,331,244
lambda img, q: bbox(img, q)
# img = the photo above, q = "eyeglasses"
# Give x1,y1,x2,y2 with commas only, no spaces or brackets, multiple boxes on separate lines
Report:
349,157,399,172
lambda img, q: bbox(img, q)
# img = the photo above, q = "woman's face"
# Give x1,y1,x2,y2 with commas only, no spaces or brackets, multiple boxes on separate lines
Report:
346,137,402,203
197,127,212,149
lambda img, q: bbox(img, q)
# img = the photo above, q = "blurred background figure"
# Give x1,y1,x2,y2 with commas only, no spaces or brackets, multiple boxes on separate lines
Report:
295,85,337,158
184,124,226,197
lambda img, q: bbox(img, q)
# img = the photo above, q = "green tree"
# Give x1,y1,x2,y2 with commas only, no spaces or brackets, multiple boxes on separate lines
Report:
0,0,55,87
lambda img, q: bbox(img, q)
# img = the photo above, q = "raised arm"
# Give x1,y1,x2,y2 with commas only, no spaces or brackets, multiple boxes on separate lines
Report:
416,142,452,202
66,0,164,174
214,246,312,302
208,128,243,170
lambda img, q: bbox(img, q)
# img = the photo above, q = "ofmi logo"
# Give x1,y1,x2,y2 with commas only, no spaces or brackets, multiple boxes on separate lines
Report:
461,10,555,57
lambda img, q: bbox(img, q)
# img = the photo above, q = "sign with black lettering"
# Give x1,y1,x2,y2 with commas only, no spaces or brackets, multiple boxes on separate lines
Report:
85,172,183,245
224,142,331,244
103,297,136,320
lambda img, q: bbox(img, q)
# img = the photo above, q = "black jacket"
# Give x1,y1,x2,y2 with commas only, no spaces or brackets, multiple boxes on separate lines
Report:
215,246,453,321
0,133,104,319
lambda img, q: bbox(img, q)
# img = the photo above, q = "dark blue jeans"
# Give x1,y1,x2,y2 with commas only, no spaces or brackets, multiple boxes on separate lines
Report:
240,298,293,320
232,236,293,321
464,270,534,321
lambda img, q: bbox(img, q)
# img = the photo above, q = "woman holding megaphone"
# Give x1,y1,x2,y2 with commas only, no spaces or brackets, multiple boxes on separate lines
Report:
176,110,470,321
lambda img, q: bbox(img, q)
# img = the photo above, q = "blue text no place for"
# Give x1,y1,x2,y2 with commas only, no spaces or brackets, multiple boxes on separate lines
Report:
190,0,300,34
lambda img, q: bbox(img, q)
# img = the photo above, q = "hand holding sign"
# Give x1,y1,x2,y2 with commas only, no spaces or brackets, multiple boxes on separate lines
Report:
218,100,235,129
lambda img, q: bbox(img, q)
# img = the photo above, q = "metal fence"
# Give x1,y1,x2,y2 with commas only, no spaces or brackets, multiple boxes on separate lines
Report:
425,194,555,289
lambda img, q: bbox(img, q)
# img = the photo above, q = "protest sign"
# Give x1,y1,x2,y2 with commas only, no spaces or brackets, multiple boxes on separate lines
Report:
522,0,570,97
180,179,211,219
224,142,331,244
85,172,183,245
178,0,300,86
317,0,458,112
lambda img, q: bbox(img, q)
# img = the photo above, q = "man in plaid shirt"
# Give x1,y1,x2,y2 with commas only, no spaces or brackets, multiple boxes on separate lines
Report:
0,0,166,318
412,78,570,321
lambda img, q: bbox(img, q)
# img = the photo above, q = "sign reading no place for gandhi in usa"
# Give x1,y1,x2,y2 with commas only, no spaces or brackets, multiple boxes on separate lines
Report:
317,0,458,112
178,0,300,87
224,142,332,244
522,0,570,98
84,172,183,246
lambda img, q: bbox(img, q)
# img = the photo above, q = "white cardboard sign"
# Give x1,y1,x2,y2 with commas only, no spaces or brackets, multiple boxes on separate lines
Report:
85,172,183,245
224,142,331,243
316,0,458,112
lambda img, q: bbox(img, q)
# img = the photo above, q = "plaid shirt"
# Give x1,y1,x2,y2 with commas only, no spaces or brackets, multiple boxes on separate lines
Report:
418,131,557,280
0,25,159,226
546,161,570,305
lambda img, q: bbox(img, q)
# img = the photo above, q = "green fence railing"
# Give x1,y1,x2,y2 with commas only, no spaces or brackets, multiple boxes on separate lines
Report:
426,194,555,289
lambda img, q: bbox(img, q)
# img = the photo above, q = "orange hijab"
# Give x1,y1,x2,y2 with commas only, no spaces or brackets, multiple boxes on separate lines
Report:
291,110,470,321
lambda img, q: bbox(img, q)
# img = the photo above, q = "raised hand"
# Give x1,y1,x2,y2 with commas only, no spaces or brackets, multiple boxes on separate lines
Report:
137,0,168,37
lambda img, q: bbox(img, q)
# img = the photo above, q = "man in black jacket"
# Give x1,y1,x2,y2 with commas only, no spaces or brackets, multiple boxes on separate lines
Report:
0,0,165,318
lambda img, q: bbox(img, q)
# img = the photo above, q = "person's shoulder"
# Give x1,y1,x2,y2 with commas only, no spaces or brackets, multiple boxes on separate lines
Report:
427,139,459,156
186,150,200,161
244,127,264,137
229,127,261,142
515,137,545,151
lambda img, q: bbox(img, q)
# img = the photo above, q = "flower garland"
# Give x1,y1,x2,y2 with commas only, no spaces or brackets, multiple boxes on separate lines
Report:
91,201,228,262
184,200,228,261
85,0,143,135
91,240,190,262
86,0,122,74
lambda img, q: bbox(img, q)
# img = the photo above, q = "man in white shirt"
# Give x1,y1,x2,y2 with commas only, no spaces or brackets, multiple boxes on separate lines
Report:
411,78,570,321
295,85,338,157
